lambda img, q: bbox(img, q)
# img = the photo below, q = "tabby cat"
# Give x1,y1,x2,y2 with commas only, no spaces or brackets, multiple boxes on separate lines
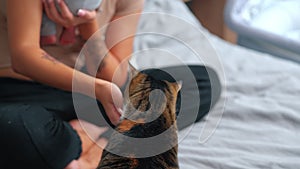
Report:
97,65,181,169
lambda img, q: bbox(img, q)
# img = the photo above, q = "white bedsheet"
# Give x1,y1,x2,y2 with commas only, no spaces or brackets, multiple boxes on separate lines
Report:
132,0,300,168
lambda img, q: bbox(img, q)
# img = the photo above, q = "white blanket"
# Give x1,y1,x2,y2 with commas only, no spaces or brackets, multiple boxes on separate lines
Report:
132,0,300,168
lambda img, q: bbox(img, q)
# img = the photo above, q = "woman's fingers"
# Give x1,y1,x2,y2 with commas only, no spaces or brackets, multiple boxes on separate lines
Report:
42,0,98,28
95,81,123,125
42,0,73,27
77,9,97,21
43,0,64,25
56,0,74,27
43,0,52,19
47,0,62,21
104,83,123,125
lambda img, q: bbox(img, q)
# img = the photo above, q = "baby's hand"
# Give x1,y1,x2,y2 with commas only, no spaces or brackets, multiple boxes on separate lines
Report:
42,0,97,28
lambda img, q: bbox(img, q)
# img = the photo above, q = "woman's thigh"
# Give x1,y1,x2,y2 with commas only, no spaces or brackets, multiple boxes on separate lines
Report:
0,78,112,127
0,78,76,121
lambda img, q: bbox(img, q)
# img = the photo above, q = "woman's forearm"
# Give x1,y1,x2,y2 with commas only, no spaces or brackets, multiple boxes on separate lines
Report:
11,46,102,98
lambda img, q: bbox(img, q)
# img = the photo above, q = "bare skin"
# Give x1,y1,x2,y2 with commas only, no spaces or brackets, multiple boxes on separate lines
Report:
66,120,108,169
42,0,139,87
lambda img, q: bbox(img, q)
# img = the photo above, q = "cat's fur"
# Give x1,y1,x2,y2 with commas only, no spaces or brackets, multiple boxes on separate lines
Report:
97,65,181,169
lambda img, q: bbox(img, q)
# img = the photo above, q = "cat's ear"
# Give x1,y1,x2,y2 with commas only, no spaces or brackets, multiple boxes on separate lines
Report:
175,81,182,92
167,80,182,93
128,61,139,78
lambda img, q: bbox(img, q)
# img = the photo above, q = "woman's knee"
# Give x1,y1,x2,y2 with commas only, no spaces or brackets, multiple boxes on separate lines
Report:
0,104,51,168
0,104,82,169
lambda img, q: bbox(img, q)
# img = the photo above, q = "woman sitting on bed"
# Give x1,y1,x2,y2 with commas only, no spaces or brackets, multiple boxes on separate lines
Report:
0,0,144,168
0,0,221,168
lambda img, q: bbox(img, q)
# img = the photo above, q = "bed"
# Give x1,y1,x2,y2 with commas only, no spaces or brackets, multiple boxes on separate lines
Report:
131,0,300,168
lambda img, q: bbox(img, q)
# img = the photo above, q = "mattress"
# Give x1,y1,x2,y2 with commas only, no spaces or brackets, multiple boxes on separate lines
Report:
132,0,300,168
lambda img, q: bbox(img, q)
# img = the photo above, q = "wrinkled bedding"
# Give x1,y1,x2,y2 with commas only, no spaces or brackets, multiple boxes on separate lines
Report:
132,0,300,168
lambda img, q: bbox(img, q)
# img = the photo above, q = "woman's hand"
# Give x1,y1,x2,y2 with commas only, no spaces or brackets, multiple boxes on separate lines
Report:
95,79,123,125
42,0,97,28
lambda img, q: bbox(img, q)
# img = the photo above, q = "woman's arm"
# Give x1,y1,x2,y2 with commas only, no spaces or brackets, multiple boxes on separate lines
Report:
78,12,143,88
40,0,144,88
7,0,86,93
6,0,122,125
95,2,144,87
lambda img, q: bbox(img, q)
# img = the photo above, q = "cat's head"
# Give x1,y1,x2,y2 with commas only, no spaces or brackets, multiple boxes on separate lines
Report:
122,63,181,125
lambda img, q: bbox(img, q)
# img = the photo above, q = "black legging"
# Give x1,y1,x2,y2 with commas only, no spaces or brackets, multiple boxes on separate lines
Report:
0,65,221,169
